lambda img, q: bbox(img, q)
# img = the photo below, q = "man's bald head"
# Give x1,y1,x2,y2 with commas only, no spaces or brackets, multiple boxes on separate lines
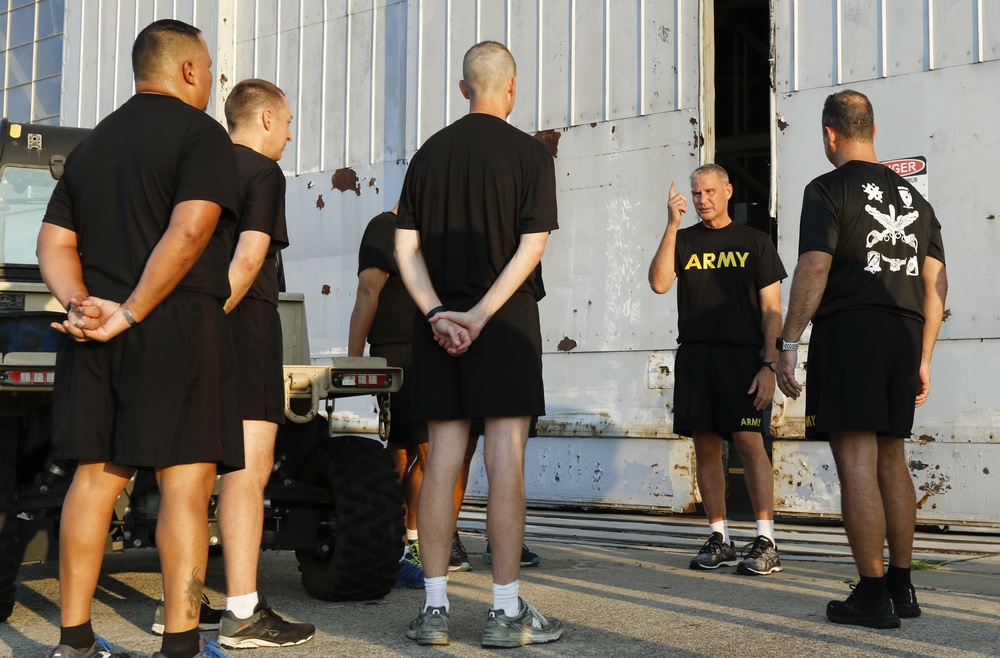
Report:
225,79,287,132
132,19,204,84
462,41,516,99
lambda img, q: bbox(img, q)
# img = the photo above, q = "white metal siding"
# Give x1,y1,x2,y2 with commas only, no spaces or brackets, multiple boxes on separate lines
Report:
775,0,1000,93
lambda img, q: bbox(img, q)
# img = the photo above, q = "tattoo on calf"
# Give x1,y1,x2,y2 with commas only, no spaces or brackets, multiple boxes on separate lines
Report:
185,567,205,622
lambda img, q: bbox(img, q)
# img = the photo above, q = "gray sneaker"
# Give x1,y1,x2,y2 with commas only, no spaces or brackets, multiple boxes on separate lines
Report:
481,597,564,648
48,637,131,658
736,535,783,576
151,593,223,634
689,531,738,570
406,605,450,645
217,597,315,648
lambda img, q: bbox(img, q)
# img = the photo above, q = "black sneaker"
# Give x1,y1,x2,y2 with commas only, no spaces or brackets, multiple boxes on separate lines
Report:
889,583,921,618
827,585,901,629
151,593,223,635
483,542,541,567
736,535,783,576
449,533,472,572
48,637,131,658
689,532,738,570
218,597,316,648
481,597,563,648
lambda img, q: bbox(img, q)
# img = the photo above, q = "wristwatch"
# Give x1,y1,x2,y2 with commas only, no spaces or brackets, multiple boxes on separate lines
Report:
760,361,776,371
775,337,798,351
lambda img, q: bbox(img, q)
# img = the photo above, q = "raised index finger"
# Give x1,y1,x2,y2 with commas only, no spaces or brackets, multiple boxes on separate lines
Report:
669,180,676,198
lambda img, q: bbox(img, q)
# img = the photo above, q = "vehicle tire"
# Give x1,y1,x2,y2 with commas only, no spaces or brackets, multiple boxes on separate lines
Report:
296,435,404,601
0,418,21,622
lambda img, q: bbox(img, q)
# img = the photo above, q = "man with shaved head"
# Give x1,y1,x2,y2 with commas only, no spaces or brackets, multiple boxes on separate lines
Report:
39,19,240,658
395,40,563,648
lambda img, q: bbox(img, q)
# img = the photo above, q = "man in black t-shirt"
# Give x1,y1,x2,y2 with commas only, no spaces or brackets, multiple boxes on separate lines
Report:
777,90,947,629
648,164,786,577
38,19,240,658
209,78,314,650
395,41,562,648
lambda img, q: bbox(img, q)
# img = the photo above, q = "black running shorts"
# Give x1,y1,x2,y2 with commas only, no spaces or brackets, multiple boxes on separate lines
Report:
411,292,545,420
228,297,285,425
673,343,768,439
370,341,428,445
52,291,244,470
805,309,921,439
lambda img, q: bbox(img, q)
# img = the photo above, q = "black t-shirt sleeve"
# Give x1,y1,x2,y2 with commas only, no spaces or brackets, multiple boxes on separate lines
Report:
358,214,397,275
927,210,946,264
519,145,559,235
238,161,288,251
798,182,839,255
42,176,74,231
174,123,240,218
755,236,787,289
396,150,422,232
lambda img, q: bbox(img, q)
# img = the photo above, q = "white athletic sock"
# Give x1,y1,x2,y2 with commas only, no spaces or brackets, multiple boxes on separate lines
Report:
406,528,419,542
227,592,259,620
709,520,729,544
756,519,775,544
492,581,520,617
423,576,449,612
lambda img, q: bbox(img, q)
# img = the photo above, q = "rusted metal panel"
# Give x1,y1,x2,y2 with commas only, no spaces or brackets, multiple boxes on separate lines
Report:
774,439,1000,525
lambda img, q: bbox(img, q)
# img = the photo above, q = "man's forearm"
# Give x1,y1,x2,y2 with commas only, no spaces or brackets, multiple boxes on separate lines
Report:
782,252,832,341
648,224,678,294
921,257,948,365
347,295,378,357
38,241,87,307
471,232,548,323
224,232,270,313
395,230,442,314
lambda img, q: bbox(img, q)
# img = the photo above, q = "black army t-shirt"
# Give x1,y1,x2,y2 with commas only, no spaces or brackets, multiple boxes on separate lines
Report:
675,222,786,347
396,113,558,303
358,212,418,345
233,144,289,307
44,93,239,301
799,160,946,322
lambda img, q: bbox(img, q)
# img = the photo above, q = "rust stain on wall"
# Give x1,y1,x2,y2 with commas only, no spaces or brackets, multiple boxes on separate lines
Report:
777,118,789,131
534,129,561,158
557,336,578,352
942,309,951,321
316,194,325,209
321,284,331,295
331,168,361,196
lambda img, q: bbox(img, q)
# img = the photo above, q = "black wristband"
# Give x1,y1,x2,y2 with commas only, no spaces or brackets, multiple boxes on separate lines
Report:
425,305,447,321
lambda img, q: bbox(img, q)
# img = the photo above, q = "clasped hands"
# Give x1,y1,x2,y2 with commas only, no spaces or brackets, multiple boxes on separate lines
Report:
52,296,131,343
427,310,486,357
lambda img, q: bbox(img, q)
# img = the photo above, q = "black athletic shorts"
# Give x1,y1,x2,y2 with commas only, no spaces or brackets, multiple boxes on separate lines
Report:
52,291,244,471
673,343,768,439
805,309,921,439
370,342,428,445
228,297,284,425
411,292,545,420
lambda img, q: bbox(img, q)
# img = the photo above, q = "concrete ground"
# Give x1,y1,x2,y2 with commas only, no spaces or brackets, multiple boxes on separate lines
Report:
2,528,998,658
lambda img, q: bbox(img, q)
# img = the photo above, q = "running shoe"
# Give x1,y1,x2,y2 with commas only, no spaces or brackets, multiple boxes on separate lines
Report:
483,542,541,567
889,582,921,618
217,597,315,648
449,533,472,572
48,637,130,658
395,542,426,588
481,597,564,648
151,593,223,635
827,585,901,629
406,605,450,645
689,531,738,570
736,535,783,576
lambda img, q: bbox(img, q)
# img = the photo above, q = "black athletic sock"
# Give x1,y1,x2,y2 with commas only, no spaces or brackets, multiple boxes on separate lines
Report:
856,574,888,600
59,620,96,652
886,564,912,591
159,628,201,658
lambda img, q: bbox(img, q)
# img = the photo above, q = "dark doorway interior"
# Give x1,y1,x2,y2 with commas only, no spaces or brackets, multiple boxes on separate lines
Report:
714,0,774,244
714,0,775,520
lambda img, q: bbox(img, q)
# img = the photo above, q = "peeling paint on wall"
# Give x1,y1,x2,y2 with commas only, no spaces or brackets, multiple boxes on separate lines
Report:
321,284,331,295
316,195,325,209
331,168,361,195
557,336,578,352
534,129,561,158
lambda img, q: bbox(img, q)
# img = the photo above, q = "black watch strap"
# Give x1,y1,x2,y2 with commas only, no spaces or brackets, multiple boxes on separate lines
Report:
760,361,776,371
